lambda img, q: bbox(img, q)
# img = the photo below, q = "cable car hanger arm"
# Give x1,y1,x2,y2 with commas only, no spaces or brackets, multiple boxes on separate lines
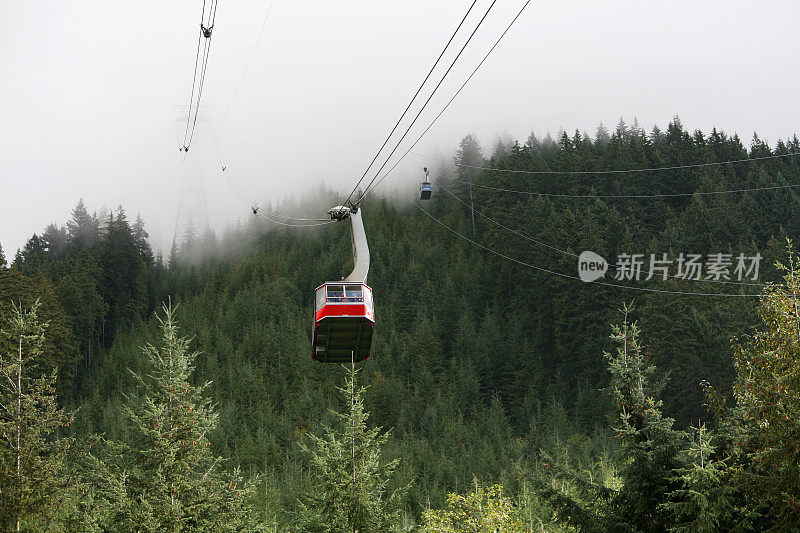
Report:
327,205,370,284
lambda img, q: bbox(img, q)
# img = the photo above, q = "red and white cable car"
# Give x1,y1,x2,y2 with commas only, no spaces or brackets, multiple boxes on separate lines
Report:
312,205,374,362
313,282,374,362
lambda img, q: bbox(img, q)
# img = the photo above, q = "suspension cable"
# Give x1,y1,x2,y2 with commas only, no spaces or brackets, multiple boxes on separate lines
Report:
358,0,533,201
181,30,205,147
412,201,762,297
437,181,766,286
450,175,800,199
211,134,333,223
446,151,800,176
181,0,220,152
216,0,278,131
344,0,479,205
353,0,502,205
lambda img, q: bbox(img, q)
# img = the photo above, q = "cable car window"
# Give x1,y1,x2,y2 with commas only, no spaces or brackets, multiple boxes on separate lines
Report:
345,286,363,302
326,285,345,302
316,287,326,310
364,288,373,309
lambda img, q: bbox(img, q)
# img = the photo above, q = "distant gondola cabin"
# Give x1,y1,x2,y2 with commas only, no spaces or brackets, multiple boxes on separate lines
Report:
419,181,432,199
313,282,374,362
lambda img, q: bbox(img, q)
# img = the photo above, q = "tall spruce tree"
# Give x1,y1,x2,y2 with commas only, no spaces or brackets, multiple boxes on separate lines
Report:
660,424,737,532
541,305,686,532
602,305,685,531
99,208,147,345
89,302,254,532
66,199,99,249
132,213,154,265
454,134,484,183
727,241,800,529
41,224,68,259
15,235,47,276
0,300,75,532
296,362,405,532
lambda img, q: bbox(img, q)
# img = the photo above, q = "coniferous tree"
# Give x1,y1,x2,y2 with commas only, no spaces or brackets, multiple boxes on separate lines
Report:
524,131,540,153
492,136,509,160
182,219,200,255
169,241,179,270
67,199,99,249
0,243,6,268
541,305,685,532
89,302,254,531
603,305,685,531
10,120,798,529
651,124,665,145
0,269,79,389
453,134,484,232
615,117,628,139
56,252,107,371
200,226,218,264
0,301,75,532
15,234,47,276
541,131,557,152
595,122,611,149
132,213,154,265
41,224,68,259
454,134,484,184
727,241,800,529
95,205,111,238
660,424,737,532
99,208,147,345
296,363,405,532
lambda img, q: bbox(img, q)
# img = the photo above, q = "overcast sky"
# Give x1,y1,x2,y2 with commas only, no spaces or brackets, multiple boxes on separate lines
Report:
1,0,798,255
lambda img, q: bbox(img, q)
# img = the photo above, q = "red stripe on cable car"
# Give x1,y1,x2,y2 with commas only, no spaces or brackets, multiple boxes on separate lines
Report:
315,304,374,322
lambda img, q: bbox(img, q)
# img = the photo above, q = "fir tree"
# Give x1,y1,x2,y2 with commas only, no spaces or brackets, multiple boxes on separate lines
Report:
540,305,686,532
524,131,541,153
296,362,405,532
454,134,484,183
660,424,737,532
603,304,684,531
182,219,200,255
41,223,68,258
132,213,154,265
0,268,81,390
454,134,484,232
541,131,557,152
99,208,147,345
492,136,509,160
15,234,47,275
615,117,628,139
67,199,99,249
89,302,254,531
0,243,6,268
595,122,611,148
169,241,179,270
0,300,75,532
96,205,111,237
728,241,800,529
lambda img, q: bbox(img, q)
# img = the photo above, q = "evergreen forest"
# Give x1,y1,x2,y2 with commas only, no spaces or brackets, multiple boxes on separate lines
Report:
4,118,800,531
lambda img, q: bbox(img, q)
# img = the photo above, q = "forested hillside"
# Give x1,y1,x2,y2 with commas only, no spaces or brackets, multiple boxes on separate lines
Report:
3,118,800,530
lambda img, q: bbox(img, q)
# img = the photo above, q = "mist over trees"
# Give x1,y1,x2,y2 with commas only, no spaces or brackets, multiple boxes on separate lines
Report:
3,118,800,529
